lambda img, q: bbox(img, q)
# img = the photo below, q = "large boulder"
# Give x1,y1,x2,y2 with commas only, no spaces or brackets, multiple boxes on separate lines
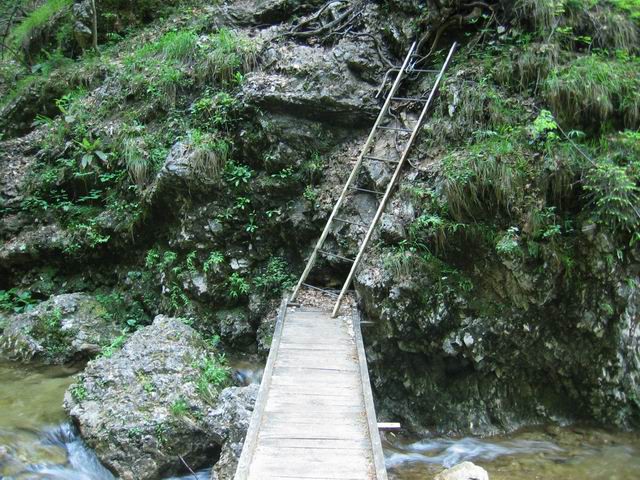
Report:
64,315,256,480
434,461,489,480
0,293,120,364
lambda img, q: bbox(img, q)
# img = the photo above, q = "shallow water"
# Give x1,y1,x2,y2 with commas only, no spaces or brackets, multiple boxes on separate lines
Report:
2,361,639,479
0,362,210,479
385,426,640,480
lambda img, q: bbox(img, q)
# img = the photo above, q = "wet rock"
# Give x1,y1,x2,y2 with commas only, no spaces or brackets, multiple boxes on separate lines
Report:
64,315,253,480
0,293,119,364
216,307,254,348
434,461,489,480
209,384,258,480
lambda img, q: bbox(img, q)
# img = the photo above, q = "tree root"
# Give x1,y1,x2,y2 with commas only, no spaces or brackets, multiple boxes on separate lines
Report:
415,1,498,65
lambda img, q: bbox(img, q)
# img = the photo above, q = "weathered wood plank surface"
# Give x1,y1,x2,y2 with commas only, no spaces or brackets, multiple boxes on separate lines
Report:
234,301,387,480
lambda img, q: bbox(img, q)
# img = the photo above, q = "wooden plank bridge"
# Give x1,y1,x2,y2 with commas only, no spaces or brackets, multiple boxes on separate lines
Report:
235,42,457,479
234,295,387,480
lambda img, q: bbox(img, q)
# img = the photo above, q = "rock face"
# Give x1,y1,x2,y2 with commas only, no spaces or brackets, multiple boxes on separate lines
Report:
147,141,220,200
356,230,640,434
434,462,489,480
72,0,95,49
64,315,256,480
0,293,119,364
242,37,383,125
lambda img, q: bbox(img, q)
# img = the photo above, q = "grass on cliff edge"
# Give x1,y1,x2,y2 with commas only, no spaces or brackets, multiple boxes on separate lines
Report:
7,0,72,52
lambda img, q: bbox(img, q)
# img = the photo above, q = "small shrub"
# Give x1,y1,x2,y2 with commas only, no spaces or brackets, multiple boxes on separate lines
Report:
224,161,253,187
0,289,37,313
227,272,249,298
170,398,189,416
196,354,230,403
254,257,296,296
584,159,640,236
496,226,523,257
70,382,87,402
204,251,225,273
100,333,127,358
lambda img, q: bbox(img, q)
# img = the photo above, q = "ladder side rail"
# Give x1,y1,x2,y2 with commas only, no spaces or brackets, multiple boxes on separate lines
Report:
290,41,417,301
331,42,458,317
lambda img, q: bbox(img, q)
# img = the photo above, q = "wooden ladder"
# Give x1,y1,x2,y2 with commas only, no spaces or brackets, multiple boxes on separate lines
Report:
291,41,457,317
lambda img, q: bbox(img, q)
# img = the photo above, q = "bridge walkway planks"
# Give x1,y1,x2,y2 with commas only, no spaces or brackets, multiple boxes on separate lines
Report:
234,296,387,480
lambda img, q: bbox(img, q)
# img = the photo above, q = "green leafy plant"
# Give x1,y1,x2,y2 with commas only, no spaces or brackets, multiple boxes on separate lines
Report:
303,185,318,202
254,257,296,296
0,289,37,313
100,332,127,358
531,109,559,141
227,272,249,298
203,251,224,273
70,382,87,402
170,398,189,416
496,226,522,257
75,137,108,169
584,159,640,236
224,161,253,187
196,354,231,403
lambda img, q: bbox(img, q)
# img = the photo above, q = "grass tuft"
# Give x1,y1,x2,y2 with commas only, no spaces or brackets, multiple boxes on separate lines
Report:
8,0,72,51
544,54,640,131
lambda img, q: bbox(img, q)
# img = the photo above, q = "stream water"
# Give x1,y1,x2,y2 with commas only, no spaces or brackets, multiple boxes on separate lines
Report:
1,361,639,479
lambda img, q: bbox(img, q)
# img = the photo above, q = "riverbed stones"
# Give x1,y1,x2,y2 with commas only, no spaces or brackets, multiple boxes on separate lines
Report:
434,461,489,480
64,315,256,480
0,293,119,364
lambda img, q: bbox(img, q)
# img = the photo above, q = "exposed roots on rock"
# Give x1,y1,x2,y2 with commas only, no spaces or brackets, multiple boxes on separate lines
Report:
415,1,498,64
284,0,367,40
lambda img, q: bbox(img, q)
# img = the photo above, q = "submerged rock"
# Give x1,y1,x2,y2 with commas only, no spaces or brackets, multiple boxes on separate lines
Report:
64,315,256,480
0,293,119,364
434,461,489,480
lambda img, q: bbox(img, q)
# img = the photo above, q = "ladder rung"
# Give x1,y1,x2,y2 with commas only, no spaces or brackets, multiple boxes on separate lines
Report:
363,155,399,164
377,126,413,133
318,250,355,263
391,96,428,102
349,186,385,195
335,217,368,228
301,283,339,297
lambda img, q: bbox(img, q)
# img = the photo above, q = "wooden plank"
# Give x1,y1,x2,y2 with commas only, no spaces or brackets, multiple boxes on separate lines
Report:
377,422,402,432
234,295,288,480
236,304,386,480
353,309,388,480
